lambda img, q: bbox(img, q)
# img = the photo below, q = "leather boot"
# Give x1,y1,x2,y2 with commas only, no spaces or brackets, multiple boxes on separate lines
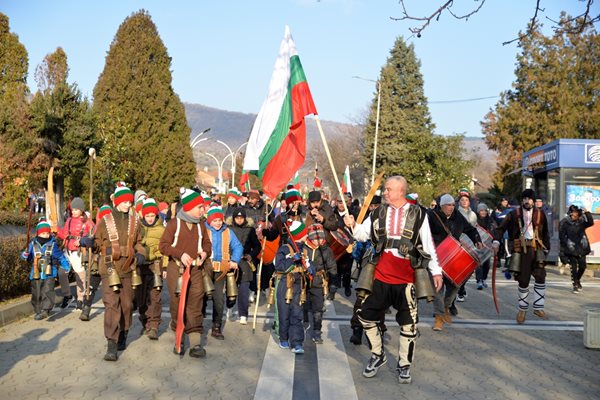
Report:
443,308,453,324
79,305,91,321
350,327,363,345
211,324,225,340
117,330,128,351
188,332,206,358
104,340,118,361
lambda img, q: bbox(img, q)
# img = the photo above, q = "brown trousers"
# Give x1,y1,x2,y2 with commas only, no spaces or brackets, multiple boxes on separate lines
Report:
166,262,205,334
137,274,163,330
101,276,133,341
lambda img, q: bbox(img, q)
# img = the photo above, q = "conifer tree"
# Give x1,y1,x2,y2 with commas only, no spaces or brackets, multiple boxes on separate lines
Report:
29,47,95,198
0,13,35,210
483,18,600,196
362,36,469,201
93,10,195,200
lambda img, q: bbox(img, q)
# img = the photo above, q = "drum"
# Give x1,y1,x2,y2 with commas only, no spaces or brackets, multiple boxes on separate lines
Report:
436,235,478,286
329,228,352,261
459,226,494,266
260,236,280,264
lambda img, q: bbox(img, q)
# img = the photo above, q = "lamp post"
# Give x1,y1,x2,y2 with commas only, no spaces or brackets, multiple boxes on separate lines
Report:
88,148,96,212
216,140,248,187
353,76,381,186
190,127,211,148
204,152,223,190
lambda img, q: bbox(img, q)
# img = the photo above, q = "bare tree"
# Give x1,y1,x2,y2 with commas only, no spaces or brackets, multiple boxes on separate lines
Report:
393,0,599,45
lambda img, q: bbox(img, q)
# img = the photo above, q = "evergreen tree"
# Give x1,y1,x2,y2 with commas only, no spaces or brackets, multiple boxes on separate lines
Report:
0,13,35,210
93,10,195,200
362,36,470,201
29,47,95,198
482,17,600,196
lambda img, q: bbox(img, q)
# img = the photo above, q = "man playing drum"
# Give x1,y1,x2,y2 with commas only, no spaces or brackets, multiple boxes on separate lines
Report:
344,176,443,384
427,194,483,331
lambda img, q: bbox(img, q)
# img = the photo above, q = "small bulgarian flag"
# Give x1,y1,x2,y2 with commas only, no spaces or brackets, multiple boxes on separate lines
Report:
341,165,352,196
239,171,251,192
313,161,322,188
291,171,300,190
242,26,317,199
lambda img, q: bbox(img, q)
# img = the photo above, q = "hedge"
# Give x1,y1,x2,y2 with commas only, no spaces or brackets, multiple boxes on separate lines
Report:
0,235,30,301
0,210,39,226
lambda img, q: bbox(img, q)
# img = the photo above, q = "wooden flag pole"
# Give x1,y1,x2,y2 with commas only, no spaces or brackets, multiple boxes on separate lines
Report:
314,116,350,217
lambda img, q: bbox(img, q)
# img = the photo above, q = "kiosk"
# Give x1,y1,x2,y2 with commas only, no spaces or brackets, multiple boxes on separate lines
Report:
522,139,600,263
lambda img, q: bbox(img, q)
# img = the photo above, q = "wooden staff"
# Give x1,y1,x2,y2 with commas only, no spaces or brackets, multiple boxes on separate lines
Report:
314,116,350,217
252,204,272,334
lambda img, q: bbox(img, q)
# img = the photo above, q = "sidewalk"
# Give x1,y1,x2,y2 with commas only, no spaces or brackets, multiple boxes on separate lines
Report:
1,270,599,400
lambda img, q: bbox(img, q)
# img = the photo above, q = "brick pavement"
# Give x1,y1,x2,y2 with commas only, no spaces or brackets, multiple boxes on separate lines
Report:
0,268,599,400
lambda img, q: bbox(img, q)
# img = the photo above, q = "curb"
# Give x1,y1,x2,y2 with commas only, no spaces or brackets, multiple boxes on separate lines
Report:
0,299,33,327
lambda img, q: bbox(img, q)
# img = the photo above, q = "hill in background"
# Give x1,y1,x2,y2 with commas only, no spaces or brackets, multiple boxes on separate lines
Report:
184,102,497,191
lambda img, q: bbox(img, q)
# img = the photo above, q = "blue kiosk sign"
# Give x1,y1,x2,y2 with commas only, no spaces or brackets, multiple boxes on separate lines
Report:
522,139,600,263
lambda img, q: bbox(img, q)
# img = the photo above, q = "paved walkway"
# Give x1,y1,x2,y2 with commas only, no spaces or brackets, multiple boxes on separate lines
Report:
1,269,599,400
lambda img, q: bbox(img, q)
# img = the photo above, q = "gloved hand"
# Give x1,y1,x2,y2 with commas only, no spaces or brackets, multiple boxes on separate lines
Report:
79,236,94,248
306,264,316,276
135,253,146,267
21,251,29,259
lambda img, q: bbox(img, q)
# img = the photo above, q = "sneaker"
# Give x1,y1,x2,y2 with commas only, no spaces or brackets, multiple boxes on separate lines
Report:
60,295,73,309
344,287,352,297
189,344,206,358
239,316,248,325
482,281,488,288
476,281,483,290
363,352,387,378
573,284,580,294
577,281,583,290
248,292,255,303
291,345,304,354
456,294,465,302
279,341,290,349
312,332,323,344
230,310,238,321
397,364,412,384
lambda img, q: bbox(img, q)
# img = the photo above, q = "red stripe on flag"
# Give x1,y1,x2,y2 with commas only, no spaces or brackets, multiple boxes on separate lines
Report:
261,81,316,198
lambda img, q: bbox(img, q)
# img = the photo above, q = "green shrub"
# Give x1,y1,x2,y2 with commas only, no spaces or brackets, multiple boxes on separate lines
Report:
0,235,31,301
0,210,37,226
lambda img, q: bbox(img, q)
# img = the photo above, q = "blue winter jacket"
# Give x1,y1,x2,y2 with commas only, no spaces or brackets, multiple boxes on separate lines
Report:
21,236,71,280
205,223,243,264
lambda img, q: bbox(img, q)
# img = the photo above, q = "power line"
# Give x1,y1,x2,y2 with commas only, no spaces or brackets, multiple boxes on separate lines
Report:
429,95,499,104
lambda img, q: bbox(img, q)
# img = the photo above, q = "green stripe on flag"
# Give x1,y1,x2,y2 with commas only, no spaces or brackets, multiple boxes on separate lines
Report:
257,55,308,178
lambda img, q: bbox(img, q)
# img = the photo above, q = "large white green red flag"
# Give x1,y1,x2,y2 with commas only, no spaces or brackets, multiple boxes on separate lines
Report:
242,26,317,199
341,165,352,196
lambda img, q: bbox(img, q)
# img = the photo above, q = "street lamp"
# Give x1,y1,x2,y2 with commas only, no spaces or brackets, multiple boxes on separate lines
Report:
204,152,223,189
216,140,248,187
190,127,211,148
353,75,381,186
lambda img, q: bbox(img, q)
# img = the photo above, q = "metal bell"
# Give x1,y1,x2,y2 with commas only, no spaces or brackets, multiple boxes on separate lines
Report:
508,253,521,274
350,261,361,281
32,262,41,280
175,275,183,295
322,280,329,297
44,261,52,276
152,273,163,290
414,267,436,302
226,271,238,302
202,269,215,299
107,267,121,292
266,285,275,309
299,288,306,305
285,286,293,304
356,262,376,299
131,268,142,288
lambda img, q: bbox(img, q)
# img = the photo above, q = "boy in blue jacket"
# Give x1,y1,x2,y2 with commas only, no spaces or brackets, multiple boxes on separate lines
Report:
205,205,243,340
21,220,71,320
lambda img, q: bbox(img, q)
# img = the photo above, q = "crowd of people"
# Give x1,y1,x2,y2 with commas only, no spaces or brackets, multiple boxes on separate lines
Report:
20,176,594,385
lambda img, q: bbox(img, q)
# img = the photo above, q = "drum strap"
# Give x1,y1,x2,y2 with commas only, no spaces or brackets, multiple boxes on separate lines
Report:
375,204,422,258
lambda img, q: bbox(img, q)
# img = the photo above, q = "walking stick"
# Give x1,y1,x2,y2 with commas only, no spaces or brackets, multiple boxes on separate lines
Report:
252,205,272,334
84,148,96,303
252,236,267,334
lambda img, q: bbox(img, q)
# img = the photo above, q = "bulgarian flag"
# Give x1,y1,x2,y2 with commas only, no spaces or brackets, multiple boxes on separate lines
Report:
238,171,251,191
242,26,317,199
313,162,322,188
291,171,300,190
341,165,352,195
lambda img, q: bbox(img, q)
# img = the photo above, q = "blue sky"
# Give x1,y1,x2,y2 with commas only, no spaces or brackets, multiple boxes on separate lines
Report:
2,0,585,137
